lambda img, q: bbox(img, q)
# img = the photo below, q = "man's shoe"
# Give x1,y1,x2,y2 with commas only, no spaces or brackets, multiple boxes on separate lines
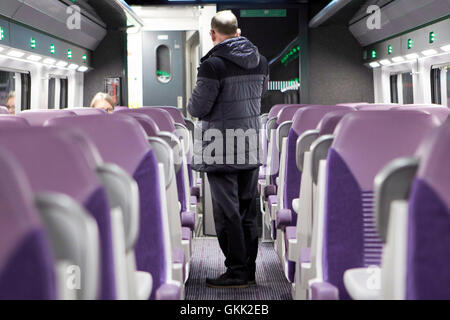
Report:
206,273,249,289
248,275,256,285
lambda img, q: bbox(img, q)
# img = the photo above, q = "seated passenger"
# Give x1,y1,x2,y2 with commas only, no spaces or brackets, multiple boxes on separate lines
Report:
90,92,115,114
6,92,15,115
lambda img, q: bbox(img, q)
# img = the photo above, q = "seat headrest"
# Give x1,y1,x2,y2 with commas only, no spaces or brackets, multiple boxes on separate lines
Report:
331,110,440,190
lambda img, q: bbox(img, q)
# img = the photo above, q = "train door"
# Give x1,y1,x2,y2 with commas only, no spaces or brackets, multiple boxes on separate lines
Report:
142,31,186,109
185,31,200,114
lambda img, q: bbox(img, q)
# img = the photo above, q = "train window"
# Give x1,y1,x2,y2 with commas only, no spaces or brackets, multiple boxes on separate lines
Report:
402,72,414,105
48,78,56,109
156,45,172,83
60,78,68,109
390,74,398,103
0,71,15,107
431,68,441,105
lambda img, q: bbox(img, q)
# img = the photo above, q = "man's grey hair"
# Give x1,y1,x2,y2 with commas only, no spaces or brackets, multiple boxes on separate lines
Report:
211,10,238,36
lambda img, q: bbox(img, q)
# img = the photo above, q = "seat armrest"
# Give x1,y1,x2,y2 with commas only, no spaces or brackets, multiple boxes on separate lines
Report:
135,271,152,300
292,198,301,214
310,282,339,300
344,268,381,300
181,211,195,231
264,184,277,198
190,186,200,197
155,283,182,300
276,209,292,229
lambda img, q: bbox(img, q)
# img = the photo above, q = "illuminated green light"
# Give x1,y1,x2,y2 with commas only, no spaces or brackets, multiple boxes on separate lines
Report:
388,45,393,55
157,70,170,77
429,32,436,44
0,27,4,41
50,44,55,54
407,38,413,49
67,49,72,59
371,50,377,58
30,37,36,49
82,54,87,63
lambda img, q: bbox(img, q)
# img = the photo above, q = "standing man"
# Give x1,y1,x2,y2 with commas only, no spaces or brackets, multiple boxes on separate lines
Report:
188,10,269,288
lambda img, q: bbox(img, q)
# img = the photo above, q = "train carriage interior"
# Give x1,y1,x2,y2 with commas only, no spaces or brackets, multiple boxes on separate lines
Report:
0,0,449,302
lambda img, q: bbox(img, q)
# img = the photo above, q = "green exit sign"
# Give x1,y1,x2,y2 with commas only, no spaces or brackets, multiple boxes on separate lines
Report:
240,9,287,18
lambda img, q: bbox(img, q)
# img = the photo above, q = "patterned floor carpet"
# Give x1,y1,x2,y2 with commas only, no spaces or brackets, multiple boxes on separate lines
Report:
185,238,293,300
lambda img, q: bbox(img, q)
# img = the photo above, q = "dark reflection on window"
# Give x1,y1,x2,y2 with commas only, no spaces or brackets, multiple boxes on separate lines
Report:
156,45,171,83
0,71,15,106
390,74,398,104
447,68,450,107
60,78,68,109
21,73,31,111
431,68,441,105
402,72,414,105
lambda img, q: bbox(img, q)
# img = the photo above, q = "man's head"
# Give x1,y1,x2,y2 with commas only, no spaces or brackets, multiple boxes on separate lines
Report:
6,92,15,115
210,10,239,46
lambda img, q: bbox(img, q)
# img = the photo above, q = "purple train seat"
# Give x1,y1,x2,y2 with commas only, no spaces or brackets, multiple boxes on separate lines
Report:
0,106,9,114
406,121,450,299
18,110,77,126
70,108,107,115
115,107,191,218
118,113,160,137
156,106,186,125
317,110,356,136
320,111,439,300
392,105,450,123
115,107,176,133
155,106,196,194
268,104,289,120
269,105,306,186
0,127,115,299
47,115,179,300
0,115,30,128
0,148,56,300
278,105,351,282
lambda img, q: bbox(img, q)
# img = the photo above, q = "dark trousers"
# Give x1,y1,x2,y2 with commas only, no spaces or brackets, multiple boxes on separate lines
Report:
207,168,259,280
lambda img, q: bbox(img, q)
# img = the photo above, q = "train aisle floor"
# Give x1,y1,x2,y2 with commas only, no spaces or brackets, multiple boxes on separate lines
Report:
185,238,292,300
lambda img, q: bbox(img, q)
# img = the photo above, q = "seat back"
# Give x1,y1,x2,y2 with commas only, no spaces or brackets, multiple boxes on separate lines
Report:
322,111,439,299
0,127,112,299
47,115,172,299
18,110,77,126
406,121,450,299
283,106,350,220
0,115,30,128
317,110,356,136
156,106,186,125
0,148,56,300
270,105,306,184
70,108,107,115
115,107,176,133
118,113,160,137
392,105,450,123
